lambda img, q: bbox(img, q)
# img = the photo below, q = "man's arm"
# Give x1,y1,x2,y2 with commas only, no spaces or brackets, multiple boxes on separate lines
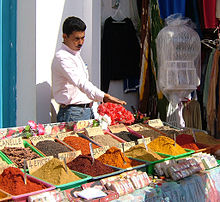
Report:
103,94,127,105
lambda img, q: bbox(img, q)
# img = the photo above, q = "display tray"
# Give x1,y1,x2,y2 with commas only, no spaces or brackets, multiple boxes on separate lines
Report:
0,151,13,165
128,154,173,175
76,133,102,147
10,174,55,201
186,143,214,154
31,170,92,191
126,125,165,141
91,165,125,180
104,130,126,143
0,188,11,202
156,149,195,159
106,157,150,172
0,140,46,169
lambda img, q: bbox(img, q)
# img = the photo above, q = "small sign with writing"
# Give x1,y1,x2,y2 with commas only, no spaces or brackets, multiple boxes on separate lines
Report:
30,135,54,146
57,132,78,140
76,120,90,130
84,127,104,137
108,124,128,133
27,156,53,174
58,150,81,163
117,141,136,152
137,137,151,145
0,137,24,150
148,119,164,127
93,146,110,159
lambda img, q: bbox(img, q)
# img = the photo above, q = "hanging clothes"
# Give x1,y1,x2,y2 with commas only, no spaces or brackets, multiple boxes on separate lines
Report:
216,0,220,19
203,49,216,109
207,50,220,136
158,0,186,20
185,0,202,37
183,100,202,130
203,0,218,29
101,17,140,93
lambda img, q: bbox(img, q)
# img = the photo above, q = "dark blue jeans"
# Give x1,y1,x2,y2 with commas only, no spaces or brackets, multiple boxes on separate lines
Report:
57,106,94,122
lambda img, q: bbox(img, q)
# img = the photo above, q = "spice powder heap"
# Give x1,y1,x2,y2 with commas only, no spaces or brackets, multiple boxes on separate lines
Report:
0,167,46,195
67,155,116,177
148,136,186,156
32,158,81,185
63,136,99,155
1,147,40,168
176,134,199,150
35,140,71,158
125,144,163,161
97,147,143,169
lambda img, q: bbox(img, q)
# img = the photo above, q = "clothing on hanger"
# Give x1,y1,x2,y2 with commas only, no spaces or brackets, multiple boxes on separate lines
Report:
183,99,202,130
111,4,127,21
101,17,140,93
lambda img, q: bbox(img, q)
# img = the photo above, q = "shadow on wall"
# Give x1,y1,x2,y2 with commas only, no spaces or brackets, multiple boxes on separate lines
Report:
36,81,59,124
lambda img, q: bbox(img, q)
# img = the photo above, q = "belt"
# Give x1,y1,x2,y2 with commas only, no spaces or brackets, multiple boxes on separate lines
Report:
60,103,91,108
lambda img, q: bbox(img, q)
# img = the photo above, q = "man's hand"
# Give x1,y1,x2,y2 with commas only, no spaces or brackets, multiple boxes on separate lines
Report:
103,94,127,105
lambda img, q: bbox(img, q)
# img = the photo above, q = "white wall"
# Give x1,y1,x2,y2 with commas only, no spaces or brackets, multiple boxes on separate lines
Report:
16,0,139,126
17,0,36,126
17,0,101,125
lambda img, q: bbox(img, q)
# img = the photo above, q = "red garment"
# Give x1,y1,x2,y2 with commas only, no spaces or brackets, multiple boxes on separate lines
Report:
203,0,218,28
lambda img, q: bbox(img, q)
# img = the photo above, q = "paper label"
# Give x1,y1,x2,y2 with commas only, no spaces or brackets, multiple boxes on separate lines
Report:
58,150,81,163
117,141,136,152
84,127,104,137
93,146,110,159
27,156,53,174
137,137,151,145
76,120,90,130
30,135,54,146
57,132,78,140
108,124,128,133
148,119,164,127
0,137,24,149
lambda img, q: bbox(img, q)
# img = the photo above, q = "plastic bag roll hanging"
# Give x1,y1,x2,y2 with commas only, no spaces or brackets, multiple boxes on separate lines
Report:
156,14,201,105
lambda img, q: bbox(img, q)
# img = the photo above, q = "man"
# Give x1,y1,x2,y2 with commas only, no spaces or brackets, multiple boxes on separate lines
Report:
52,16,126,122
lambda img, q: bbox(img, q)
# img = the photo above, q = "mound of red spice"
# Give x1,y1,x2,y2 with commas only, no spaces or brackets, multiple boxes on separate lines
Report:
176,134,199,150
67,155,116,177
0,167,46,195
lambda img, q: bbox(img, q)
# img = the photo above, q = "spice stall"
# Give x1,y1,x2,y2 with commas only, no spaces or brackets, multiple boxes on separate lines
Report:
0,103,219,201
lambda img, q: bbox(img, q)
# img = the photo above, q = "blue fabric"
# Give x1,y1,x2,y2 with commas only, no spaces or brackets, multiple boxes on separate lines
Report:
158,0,186,19
57,106,94,122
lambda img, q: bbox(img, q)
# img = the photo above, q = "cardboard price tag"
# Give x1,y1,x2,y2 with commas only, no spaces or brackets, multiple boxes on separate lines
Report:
84,127,104,137
76,120,90,130
117,141,136,152
148,119,164,127
30,135,54,146
57,132,78,140
108,124,128,133
137,137,151,145
93,146,110,159
27,156,53,174
58,150,81,163
0,137,24,150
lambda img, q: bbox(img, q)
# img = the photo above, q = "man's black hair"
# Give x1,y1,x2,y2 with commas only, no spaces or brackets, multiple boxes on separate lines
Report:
62,16,86,37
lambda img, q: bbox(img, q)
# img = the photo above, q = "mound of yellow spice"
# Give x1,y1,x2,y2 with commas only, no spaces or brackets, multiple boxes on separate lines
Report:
125,144,163,161
32,158,81,185
148,136,186,156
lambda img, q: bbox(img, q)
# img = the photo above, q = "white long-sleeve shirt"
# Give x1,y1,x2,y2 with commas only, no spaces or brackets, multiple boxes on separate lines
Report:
52,43,104,105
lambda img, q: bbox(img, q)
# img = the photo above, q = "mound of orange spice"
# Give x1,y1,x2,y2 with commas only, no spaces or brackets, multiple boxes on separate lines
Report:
63,136,99,155
97,147,144,169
